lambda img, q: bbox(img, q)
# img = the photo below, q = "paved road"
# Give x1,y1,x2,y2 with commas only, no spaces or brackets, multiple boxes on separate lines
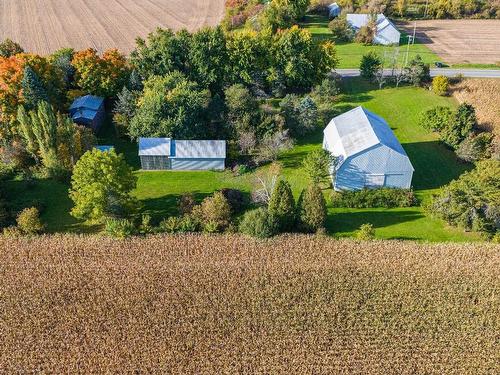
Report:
337,68,500,78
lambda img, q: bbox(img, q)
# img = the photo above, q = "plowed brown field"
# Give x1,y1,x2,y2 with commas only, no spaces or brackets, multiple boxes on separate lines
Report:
398,20,500,64
0,0,225,55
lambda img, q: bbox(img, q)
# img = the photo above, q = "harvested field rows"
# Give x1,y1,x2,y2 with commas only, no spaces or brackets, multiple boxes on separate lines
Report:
398,20,500,64
1,234,499,373
0,0,225,55
452,79,500,135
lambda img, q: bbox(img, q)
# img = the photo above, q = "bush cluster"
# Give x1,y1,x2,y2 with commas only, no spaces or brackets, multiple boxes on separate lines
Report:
331,188,417,208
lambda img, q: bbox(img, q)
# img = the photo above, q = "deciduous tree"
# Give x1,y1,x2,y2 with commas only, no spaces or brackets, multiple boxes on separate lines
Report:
69,149,138,222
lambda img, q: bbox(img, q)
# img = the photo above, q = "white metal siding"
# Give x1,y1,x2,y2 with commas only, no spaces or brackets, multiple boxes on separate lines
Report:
385,173,412,189
171,158,225,171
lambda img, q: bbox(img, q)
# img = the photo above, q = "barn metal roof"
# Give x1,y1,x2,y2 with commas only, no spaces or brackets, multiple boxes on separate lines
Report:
323,106,411,168
138,138,171,156
171,140,226,159
138,138,226,159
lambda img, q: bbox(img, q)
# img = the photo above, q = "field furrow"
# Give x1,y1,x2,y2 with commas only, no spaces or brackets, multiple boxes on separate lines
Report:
0,0,225,55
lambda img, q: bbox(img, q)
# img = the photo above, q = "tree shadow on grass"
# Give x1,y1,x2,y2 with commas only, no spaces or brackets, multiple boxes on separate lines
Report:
403,141,472,190
3,178,92,233
326,209,425,238
140,190,253,224
97,112,141,170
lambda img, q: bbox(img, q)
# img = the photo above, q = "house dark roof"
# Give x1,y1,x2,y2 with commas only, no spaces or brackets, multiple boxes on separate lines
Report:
70,95,104,121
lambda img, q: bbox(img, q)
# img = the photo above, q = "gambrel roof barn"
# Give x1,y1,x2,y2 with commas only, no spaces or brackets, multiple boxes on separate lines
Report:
323,107,414,191
346,14,400,45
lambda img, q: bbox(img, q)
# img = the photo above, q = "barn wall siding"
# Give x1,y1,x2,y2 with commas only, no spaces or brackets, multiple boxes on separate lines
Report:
333,146,413,191
171,158,225,171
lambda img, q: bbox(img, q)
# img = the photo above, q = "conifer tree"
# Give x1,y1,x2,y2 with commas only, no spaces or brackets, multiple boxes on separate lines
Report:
268,179,295,232
21,66,49,111
297,184,327,233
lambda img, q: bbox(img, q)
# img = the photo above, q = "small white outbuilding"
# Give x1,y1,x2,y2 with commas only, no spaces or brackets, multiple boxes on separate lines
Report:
138,138,226,171
346,14,401,45
323,107,414,191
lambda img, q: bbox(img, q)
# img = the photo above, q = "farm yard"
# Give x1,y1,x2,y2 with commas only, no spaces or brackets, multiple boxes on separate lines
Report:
5,78,480,242
0,0,225,55
397,20,500,67
301,14,440,68
1,234,498,373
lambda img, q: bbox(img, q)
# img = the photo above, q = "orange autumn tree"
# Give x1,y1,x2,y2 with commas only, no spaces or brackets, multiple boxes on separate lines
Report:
0,53,64,137
72,48,130,98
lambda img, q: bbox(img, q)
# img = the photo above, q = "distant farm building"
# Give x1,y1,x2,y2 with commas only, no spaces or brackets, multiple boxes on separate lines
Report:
328,3,341,18
69,95,105,133
94,145,114,152
346,14,400,45
323,106,414,191
138,138,226,171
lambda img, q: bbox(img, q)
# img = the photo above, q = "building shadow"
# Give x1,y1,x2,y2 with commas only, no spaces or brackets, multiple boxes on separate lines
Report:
327,209,424,235
402,141,472,190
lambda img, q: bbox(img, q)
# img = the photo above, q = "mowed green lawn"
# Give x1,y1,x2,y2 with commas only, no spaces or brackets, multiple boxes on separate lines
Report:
8,79,480,241
300,14,440,68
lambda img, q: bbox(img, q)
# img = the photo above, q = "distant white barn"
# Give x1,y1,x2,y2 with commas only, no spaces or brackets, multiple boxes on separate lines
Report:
139,138,226,171
328,3,341,18
346,14,400,45
323,107,414,191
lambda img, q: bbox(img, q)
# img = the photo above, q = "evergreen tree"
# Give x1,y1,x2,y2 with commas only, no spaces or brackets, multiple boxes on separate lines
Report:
297,96,318,134
21,66,49,111
297,184,327,233
360,51,382,80
128,69,144,91
268,179,296,232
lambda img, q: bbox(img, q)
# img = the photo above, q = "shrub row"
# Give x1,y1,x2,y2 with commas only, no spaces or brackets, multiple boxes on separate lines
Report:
331,188,417,208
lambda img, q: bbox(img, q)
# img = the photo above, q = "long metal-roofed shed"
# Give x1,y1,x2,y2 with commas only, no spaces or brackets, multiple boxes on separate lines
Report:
138,138,226,171
69,95,105,133
323,106,414,191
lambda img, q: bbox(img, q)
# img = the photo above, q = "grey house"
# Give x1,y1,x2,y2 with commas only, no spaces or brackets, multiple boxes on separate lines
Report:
323,107,414,191
69,95,105,133
139,138,226,171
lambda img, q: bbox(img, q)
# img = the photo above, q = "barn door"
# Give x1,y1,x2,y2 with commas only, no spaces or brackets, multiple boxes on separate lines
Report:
365,174,385,188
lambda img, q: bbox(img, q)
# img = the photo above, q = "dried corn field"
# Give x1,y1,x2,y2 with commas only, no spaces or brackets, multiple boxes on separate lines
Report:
0,234,499,373
452,79,500,136
0,0,225,55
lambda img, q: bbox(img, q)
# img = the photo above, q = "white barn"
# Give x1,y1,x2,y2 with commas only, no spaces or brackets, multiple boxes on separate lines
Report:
346,14,400,45
139,138,226,171
323,107,414,191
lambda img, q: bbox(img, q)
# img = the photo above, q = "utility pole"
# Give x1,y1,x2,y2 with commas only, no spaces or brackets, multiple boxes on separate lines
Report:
404,35,412,67
412,20,417,45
